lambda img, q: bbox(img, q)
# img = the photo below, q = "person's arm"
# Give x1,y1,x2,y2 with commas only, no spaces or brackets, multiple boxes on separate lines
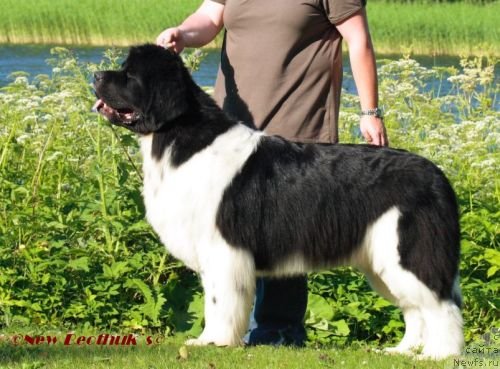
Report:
337,9,388,146
156,0,224,53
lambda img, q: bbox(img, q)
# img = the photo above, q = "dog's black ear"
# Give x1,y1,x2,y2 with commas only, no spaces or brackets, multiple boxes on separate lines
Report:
148,51,190,124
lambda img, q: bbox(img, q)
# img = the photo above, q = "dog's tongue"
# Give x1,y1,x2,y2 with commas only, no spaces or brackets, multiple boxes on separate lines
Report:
92,99,104,113
91,99,136,124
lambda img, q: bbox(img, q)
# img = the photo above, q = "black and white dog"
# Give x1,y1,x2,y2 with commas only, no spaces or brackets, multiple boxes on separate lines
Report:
93,44,463,358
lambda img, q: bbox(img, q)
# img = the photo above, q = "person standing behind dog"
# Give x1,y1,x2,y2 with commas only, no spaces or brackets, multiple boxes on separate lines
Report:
157,0,388,346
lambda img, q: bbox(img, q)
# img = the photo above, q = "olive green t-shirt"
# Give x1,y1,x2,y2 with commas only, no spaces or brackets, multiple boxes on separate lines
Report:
210,0,366,143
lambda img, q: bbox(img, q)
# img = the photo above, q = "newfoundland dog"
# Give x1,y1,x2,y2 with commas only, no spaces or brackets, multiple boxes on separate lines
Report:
93,44,463,358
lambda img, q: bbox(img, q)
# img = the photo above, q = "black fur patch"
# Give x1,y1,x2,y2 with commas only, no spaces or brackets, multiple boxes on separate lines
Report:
94,44,235,164
94,44,461,305
216,136,460,301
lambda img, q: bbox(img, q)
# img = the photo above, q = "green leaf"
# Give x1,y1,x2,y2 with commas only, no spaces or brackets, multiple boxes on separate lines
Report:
68,256,89,272
487,266,498,278
331,319,350,336
307,294,334,321
124,280,167,325
102,261,131,279
373,298,392,310
124,278,153,302
172,292,204,336
484,249,500,267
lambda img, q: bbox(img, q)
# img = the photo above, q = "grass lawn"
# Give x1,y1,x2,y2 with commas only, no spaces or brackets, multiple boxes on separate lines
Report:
0,334,448,369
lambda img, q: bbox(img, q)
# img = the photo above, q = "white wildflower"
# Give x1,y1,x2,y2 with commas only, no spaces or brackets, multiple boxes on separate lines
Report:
41,114,53,122
47,151,63,161
22,114,37,123
14,76,29,85
16,134,32,144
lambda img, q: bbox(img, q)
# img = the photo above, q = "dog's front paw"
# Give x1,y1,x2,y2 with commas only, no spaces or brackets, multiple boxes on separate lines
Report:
184,332,242,347
185,337,212,346
383,345,422,357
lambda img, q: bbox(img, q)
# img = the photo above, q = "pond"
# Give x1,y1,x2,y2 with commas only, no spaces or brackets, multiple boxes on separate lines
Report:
0,44,494,97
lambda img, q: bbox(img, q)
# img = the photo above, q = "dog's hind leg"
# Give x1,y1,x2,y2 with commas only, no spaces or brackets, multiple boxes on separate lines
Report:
186,243,255,347
418,278,463,359
354,207,463,359
354,208,424,355
364,271,425,354
385,306,425,355
373,273,462,359
376,268,463,359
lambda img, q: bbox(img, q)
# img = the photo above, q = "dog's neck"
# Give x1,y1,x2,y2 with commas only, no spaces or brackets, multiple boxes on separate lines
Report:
149,84,239,167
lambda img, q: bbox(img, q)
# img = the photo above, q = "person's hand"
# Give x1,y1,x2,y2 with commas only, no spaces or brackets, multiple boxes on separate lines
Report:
360,115,388,146
156,27,185,53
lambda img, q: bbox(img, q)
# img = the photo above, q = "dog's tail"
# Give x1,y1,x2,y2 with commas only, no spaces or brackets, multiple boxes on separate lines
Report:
397,167,461,304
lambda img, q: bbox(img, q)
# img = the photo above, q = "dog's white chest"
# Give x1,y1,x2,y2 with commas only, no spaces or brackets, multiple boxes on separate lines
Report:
139,125,262,272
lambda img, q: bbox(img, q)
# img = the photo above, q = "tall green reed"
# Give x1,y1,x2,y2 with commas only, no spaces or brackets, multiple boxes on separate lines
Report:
0,0,201,46
0,0,498,55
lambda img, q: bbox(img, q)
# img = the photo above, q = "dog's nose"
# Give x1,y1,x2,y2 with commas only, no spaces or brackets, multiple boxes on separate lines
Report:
94,71,105,82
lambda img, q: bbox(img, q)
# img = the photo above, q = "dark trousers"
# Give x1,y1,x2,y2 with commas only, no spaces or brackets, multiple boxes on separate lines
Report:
247,276,308,346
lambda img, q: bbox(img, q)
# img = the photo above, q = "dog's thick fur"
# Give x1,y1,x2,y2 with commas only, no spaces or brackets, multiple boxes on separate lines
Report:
93,44,463,358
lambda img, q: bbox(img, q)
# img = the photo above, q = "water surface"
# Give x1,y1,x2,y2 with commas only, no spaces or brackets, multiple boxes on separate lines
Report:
0,44,493,98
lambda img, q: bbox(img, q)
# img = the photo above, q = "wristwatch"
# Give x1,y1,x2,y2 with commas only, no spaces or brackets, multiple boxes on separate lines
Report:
361,107,383,119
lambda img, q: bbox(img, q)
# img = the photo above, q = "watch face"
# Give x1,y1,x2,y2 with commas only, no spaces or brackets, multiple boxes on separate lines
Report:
362,108,383,118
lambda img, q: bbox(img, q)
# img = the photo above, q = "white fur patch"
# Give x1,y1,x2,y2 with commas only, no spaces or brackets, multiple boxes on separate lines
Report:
140,124,263,272
258,253,310,278
351,206,463,359
191,236,256,346
141,124,263,346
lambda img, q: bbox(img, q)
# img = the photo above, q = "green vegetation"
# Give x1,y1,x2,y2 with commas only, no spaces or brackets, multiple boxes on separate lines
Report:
0,48,498,355
0,0,201,46
0,0,498,56
368,1,499,56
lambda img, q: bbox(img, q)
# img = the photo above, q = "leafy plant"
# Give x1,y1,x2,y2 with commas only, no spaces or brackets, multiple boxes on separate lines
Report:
329,55,499,346
0,48,204,335
0,49,498,349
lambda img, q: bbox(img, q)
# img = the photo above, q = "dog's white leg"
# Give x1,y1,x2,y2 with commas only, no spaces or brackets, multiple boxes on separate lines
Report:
379,273,463,359
186,244,255,347
385,307,425,354
355,207,463,358
364,272,424,355
419,297,463,359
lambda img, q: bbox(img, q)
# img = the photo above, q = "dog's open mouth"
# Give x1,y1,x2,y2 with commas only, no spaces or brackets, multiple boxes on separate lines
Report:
92,99,140,125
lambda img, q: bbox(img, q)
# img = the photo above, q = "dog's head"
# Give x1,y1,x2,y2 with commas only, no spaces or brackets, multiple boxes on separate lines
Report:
93,44,190,134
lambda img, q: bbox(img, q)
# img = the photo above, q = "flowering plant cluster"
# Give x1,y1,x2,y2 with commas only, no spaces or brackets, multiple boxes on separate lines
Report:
0,49,498,346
